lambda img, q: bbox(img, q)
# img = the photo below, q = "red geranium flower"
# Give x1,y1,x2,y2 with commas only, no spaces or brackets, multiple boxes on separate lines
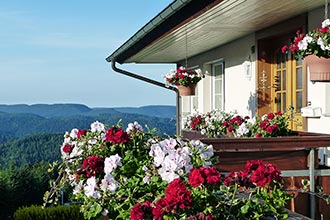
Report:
203,167,221,185
62,144,73,153
80,155,104,178
188,168,206,187
152,198,167,220
164,178,192,210
105,126,130,145
130,201,153,220
77,129,87,139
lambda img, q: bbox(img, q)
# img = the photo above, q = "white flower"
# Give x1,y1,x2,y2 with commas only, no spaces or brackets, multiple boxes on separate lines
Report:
195,68,204,77
161,138,177,151
184,164,193,173
63,132,71,144
91,121,105,132
104,154,122,175
69,145,83,159
84,177,101,198
261,114,268,121
177,152,191,167
158,168,179,183
162,155,178,172
88,138,98,145
102,209,109,217
318,37,326,50
126,121,143,133
100,174,118,192
298,38,309,50
322,18,330,28
143,175,150,184
149,144,165,167
236,122,250,137
73,181,83,194
200,144,214,159
70,128,79,139
142,165,149,172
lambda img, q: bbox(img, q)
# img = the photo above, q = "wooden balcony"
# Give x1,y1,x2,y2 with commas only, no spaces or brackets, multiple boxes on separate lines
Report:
181,130,330,220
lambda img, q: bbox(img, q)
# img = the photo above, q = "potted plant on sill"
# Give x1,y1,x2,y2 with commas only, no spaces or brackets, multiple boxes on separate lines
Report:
164,66,204,96
183,109,292,139
282,19,330,83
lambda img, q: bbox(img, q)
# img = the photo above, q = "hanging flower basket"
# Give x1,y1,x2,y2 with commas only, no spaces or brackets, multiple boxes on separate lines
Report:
305,55,330,82
164,66,204,96
177,84,196,96
282,18,330,83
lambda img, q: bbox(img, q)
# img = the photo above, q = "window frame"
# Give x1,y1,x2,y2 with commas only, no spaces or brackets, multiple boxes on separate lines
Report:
211,61,225,110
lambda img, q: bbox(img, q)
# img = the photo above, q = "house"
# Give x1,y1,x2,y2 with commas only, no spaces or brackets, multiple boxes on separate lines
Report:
107,1,330,218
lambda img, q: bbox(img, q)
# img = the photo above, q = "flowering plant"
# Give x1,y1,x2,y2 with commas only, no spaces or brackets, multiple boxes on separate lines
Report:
184,110,291,138
44,120,215,220
130,160,293,220
249,111,292,138
281,19,330,59
183,110,242,138
164,66,204,86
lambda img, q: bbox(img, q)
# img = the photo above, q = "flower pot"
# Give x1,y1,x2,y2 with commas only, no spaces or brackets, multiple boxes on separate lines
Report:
177,84,196,96
304,55,330,82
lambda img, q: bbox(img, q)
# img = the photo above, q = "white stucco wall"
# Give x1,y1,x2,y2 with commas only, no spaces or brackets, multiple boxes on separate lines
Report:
181,34,257,118
306,7,330,135
181,6,330,136
306,7,330,166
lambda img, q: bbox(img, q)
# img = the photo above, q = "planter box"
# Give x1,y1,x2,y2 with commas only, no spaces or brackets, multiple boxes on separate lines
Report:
181,130,330,219
181,130,330,171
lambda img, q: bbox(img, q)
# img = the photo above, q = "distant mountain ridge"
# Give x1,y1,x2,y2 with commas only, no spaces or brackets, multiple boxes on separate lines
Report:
0,104,176,141
0,104,176,118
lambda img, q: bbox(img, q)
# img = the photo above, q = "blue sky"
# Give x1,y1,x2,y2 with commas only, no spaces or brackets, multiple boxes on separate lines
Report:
0,0,175,108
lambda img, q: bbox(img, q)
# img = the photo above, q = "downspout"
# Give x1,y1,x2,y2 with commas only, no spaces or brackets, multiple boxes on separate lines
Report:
111,60,181,136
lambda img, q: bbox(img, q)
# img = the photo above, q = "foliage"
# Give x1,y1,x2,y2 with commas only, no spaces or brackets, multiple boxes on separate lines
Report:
130,160,293,220
183,110,292,138
0,162,56,220
248,112,292,138
164,66,204,86
0,111,176,139
45,120,294,220
282,19,330,59
13,205,84,220
0,133,63,168
44,121,214,219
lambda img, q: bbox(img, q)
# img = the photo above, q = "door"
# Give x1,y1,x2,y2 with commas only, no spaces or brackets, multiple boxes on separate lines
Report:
272,51,306,131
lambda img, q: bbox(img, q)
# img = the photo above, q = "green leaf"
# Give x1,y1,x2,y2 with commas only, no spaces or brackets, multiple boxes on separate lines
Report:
240,204,250,214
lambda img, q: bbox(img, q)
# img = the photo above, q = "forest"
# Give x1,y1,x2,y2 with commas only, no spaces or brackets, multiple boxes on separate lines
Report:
0,105,176,219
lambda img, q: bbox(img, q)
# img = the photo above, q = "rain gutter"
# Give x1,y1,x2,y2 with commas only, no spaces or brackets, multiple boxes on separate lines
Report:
107,0,220,135
111,60,181,135
107,0,195,136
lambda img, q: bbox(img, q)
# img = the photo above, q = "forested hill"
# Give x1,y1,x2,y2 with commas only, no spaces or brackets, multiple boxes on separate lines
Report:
0,104,176,140
0,104,176,118
0,104,176,168
0,133,63,168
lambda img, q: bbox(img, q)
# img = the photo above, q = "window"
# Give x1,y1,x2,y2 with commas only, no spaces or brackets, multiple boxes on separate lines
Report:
212,62,225,110
190,85,198,112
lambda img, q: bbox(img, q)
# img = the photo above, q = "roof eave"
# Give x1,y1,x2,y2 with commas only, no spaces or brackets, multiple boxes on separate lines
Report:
106,0,222,64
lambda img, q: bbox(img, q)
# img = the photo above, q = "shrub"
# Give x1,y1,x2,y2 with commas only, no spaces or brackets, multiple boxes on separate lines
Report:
13,205,84,220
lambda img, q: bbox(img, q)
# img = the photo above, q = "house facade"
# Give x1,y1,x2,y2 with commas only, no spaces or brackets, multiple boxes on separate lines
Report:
107,0,329,162
107,1,330,218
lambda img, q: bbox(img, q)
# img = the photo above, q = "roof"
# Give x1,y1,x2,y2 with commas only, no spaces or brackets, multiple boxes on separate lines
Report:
106,0,324,64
